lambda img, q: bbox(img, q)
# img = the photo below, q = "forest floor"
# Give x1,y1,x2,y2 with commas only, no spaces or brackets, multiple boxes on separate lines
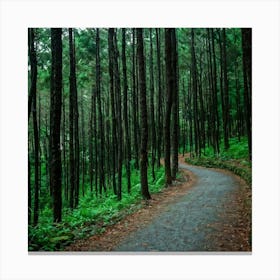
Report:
65,155,251,252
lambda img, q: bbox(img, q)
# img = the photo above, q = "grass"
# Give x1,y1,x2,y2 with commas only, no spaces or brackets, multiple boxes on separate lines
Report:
28,165,165,251
185,137,252,186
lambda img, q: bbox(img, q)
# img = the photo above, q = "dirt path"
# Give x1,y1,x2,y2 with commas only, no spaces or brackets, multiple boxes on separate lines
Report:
66,158,251,252
115,161,250,251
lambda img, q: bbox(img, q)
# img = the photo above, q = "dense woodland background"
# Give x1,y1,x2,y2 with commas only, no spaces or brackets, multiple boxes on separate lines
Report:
28,28,251,250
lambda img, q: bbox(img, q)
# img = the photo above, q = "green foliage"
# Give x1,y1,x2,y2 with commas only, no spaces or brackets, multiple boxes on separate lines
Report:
186,137,251,186
202,137,250,160
29,164,165,251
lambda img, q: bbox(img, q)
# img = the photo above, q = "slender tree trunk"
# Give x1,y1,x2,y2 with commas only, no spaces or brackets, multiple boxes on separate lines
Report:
28,28,39,225
105,97,111,187
222,28,230,150
164,28,174,185
191,29,201,157
73,33,80,207
171,29,179,178
197,52,205,152
93,88,98,196
241,28,252,160
69,28,80,208
80,92,86,196
108,28,117,195
38,81,42,207
112,30,123,201
89,88,94,193
122,28,132,193
156,29,163,167
96,28,106,195
137,28,151,200
187,77,193,156
62,90,68,201
233,49,242,141
149,29,156,181
50,28,62,223
69,29,75,208
210,29,220,154
132,29,139,169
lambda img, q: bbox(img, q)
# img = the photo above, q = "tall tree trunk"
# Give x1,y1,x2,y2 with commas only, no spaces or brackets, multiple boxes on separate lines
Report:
108,28,117,195
62,90,68,201
73,33,80,207
50,28,62,223
156,29,163,167
232,29,242,141
197,51,205,152
89,88,94,193
105,97,111,187
93,88,98,196
69,28,79,208
171,29,179,178
137,28,151,200
112,30,123,201
218,28,229,150
149,29,156,181
222,28,230,150
164,28,174,185
210,28,220,154
96,28,106,195
132,28,139,169
187,77,193,155
80,92,86,196
191,29,201,157
69,29,75,208
241,28,252,160
122,28,132,193
28,28,39,225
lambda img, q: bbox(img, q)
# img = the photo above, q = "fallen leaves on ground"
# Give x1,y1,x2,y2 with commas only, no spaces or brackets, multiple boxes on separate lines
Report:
65,167,196,251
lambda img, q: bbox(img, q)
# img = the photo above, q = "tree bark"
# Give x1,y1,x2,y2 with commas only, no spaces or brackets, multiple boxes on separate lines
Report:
69,28,80,208
96,28,106,195
113,29,123,201
241,28,252,160
122,28,132,193
210,29,220,154
50,28,62,223
191,29,201,157
164,28,174,185
171,29,179,178
108,28,117,195
149,29,156,181
132,29,139,169
222,28,230,150
156,29,163,167
28,28,40,225
137,28,151,200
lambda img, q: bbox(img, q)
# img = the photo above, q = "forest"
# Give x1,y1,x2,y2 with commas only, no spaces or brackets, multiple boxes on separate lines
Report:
28,28,252,251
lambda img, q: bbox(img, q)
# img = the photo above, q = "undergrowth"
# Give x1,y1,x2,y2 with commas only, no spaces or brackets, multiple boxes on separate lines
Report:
29,165,165,251
185,137,252,186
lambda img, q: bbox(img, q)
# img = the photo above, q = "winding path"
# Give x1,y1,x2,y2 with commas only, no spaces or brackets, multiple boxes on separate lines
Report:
114,163,245,251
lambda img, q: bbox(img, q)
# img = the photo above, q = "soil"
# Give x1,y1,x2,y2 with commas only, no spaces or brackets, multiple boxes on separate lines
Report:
65,156,251,252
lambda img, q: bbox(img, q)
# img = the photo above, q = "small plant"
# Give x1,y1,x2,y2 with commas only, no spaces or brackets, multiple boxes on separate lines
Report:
28,165,165,251
185,137,251,186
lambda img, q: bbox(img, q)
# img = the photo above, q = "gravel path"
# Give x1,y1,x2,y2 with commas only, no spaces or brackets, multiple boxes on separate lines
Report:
114,163,240,252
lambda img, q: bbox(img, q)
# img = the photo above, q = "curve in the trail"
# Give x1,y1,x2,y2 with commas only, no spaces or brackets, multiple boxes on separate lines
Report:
114,163,239,252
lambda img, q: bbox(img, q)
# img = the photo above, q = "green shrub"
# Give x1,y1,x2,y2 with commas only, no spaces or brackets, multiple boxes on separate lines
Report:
185,137,251,186
29,164,165,251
